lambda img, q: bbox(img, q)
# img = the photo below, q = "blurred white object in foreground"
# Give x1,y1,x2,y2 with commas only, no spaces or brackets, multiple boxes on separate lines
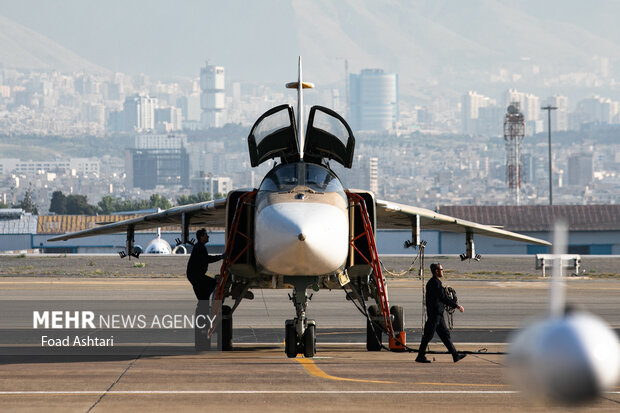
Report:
507,220,620,404
508,311,620,403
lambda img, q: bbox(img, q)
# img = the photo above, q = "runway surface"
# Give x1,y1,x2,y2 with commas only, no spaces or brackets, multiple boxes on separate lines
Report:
1,273,620,411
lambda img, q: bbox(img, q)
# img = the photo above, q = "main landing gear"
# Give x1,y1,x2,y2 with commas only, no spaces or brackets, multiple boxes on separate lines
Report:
284,276,318,358
366,304,405,351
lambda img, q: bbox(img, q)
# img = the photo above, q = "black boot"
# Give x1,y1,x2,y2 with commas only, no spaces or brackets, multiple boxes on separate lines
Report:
453,352,467,363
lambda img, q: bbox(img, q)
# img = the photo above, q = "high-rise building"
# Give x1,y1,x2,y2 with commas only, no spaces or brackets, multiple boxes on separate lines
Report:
461,91,494,134
200,63,225,128
503,89,542,134
568,153,593,186
123,94,157,132
349,69,398,131
576,96,619,125
125,133,189,189
545,95,569,132
155,107,183,131
339,155,379,195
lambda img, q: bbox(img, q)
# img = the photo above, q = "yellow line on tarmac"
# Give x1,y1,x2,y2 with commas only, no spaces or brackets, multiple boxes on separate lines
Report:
295,358,511,387
295,358,395,384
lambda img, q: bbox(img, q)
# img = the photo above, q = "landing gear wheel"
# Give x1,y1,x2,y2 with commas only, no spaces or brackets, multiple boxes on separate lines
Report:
194,327,211,351
366,304,382,351
303,323,316,358
390,305,404,332
194,301,211,351
218,305,233,351
285,321,298,358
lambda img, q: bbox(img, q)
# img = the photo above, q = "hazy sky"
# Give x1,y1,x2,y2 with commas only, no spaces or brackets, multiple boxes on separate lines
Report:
2,1,620,99
0,0,302,82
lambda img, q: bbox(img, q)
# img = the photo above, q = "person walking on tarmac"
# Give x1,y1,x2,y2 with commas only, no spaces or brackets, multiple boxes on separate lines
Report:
186,228,225,300
415,262,467,363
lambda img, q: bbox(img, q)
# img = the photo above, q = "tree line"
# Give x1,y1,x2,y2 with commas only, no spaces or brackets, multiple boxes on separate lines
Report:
47,191,219,215
1,189,224,216
0,187,39,214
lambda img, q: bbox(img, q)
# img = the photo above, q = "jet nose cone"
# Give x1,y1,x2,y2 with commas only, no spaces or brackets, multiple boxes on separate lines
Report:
255,202,348,275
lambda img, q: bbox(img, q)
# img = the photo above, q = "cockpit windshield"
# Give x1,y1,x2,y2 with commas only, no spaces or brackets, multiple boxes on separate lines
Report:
259,163,345,194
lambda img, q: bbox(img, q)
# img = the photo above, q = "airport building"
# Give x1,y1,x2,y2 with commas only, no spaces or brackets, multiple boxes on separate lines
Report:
1,205,619,256
349,69,398,131
434,205,620,255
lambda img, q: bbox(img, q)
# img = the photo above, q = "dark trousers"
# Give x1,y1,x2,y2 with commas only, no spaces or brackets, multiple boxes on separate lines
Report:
188,275,216,300
417,313,457,358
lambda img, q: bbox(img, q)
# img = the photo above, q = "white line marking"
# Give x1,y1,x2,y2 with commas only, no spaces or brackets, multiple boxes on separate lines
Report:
0,390,618,395
0,390,519,395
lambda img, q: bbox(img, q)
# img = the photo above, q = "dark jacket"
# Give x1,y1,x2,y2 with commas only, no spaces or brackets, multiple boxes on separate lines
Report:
425,276,458,316
186,242,222,280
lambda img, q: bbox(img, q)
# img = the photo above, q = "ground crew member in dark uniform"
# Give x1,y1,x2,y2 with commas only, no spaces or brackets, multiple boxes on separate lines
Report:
186,228,225,300
415,262,466,363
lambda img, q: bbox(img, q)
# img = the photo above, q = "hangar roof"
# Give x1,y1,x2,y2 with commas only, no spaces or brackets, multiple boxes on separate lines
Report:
437,205,620,232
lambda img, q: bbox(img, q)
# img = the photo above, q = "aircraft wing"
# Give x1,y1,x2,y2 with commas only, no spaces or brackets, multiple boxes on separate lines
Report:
375,199,551,246
48,199,227,241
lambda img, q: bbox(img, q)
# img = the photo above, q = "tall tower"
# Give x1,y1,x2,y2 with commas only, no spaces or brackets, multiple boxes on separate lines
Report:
200,62,225,128
349,69,398,131
504,103,525,205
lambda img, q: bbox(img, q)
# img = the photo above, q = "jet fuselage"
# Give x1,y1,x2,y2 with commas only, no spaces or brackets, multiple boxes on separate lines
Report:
254,161,349,276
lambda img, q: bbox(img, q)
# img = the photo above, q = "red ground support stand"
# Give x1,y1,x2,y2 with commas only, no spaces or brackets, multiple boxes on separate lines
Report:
208,190,257,338
346,192,397,342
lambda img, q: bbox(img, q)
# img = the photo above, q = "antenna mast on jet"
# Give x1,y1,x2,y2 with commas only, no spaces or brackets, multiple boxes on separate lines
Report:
286,56,314,159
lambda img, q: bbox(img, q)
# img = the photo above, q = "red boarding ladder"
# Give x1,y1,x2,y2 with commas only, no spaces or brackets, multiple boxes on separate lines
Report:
346,192,395,340
208,190,257,338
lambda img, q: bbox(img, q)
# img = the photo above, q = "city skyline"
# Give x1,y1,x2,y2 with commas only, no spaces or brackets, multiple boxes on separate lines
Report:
2,1,620,103
1,1,619,214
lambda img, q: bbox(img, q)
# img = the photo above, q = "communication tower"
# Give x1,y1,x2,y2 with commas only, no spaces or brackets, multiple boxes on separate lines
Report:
503,102,525,205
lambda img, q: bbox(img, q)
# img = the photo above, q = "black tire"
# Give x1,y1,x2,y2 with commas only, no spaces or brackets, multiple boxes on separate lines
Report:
194,326,211,351
194,301,211,351
390,305,405,332
220,305,232,351
366,304,382,351
303,324,316,358
285,322,297,358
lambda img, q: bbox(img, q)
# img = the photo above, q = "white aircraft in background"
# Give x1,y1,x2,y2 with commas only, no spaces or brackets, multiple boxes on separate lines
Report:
50,58,550,358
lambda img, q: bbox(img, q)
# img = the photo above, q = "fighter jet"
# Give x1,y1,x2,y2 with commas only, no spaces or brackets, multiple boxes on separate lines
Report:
50,58,550,357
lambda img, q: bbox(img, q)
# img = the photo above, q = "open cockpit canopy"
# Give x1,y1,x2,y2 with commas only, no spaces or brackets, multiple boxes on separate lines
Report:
248,105,355,168
248,104,300,167
304,106,355,168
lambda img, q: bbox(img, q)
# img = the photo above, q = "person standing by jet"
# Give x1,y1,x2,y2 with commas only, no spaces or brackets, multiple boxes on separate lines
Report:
186,228,225,300
415,262,466,363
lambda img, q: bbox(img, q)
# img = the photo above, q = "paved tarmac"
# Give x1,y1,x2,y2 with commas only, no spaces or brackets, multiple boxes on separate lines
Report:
1,273,620,411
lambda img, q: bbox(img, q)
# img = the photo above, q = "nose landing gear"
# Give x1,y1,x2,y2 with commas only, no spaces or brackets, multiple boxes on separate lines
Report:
284,276,318,358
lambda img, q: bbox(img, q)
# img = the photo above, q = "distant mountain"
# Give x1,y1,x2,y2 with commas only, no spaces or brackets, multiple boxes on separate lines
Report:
2,1,620,100
0,14,110,74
